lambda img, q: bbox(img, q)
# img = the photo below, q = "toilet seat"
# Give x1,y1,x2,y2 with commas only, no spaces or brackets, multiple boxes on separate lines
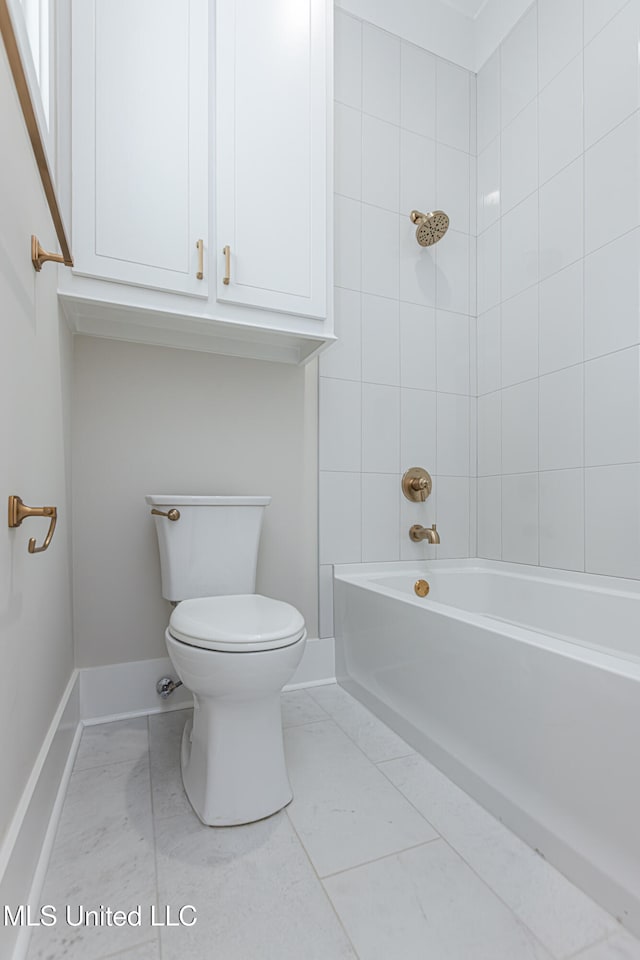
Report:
168,594,306,653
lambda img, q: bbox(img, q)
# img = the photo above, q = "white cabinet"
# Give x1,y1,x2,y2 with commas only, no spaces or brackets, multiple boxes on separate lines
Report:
215,0,327,319
71,0,209,297
62,0,334,364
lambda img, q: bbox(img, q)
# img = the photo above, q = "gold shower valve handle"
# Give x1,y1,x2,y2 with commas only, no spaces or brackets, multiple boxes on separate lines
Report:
402,468,433,502
151,508,181,521
8,495,58,554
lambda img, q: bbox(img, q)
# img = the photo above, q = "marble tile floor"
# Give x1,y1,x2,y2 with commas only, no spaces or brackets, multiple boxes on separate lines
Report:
26,684,640,960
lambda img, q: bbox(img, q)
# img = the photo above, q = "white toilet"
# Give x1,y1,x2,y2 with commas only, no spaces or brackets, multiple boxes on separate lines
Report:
145,494,306,826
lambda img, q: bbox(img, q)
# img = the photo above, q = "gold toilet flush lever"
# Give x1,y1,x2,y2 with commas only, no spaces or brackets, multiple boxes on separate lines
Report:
151,508,181,521
8,496,57,553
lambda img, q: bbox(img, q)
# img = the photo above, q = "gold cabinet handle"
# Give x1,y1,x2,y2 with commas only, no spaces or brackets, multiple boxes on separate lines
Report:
223,245,231,285
196,239,204,280
8,495,58,554
151,508,181,521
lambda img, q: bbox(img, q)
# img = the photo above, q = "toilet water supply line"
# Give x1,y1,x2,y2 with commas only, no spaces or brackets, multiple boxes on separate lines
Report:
156,677,183,699
157,595,183,697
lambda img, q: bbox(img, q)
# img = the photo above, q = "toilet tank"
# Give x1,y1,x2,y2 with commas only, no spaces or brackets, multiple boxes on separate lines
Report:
145,495,271,602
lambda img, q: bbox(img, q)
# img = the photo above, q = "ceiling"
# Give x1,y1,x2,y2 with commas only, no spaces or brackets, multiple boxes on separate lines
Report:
337,0,534,71
438,0,489,20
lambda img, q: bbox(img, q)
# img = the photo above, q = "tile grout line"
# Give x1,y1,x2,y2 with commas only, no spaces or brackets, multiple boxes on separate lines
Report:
535,6,541,571
476,213,640,275
33,719,165,960
581,1,588,581
477,335,640,393
304,707,417,765
336,104,474,157
479,458,640,476
305,688,417,766
374,755,565,960
284,718,445,893
300,695,467,860
96,938,161,960
471,56,479,560
566,927,634,959
145,715,164,960
281,687,331,729
358,33,364,568
283,807,363,960
319,837,441,883
72,753,148,775
497,34,503,564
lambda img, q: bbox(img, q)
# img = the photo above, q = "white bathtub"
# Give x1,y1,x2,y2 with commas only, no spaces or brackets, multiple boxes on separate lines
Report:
334,559,640,935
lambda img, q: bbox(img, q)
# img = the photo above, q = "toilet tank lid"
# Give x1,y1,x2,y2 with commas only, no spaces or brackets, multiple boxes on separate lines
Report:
145,495,271,506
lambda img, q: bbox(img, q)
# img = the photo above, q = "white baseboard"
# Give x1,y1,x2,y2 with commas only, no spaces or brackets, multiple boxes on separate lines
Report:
0,671,82,960
80,656,193,724
285,676,336,691
79,637,335,723
287,635,335,688
0,637,337,958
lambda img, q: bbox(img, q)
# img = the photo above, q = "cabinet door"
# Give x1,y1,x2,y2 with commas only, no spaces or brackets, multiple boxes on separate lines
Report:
216,0,328,319
72,0,208,297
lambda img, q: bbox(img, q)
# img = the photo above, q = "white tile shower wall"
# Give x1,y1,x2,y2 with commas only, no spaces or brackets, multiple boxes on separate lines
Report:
475,0,640,579
320,11,476,637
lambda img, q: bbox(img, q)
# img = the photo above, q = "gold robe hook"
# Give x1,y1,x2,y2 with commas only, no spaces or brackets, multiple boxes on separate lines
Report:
8,495,58,553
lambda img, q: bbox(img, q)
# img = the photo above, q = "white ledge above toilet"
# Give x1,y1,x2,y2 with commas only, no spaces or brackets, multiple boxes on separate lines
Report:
145,494,272,506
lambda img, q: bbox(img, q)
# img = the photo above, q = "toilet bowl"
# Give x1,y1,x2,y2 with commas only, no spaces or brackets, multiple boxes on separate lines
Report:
145,495,307,826
166,594,306,825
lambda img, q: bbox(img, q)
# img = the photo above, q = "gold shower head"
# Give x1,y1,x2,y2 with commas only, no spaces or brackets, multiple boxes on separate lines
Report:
410,209,450,247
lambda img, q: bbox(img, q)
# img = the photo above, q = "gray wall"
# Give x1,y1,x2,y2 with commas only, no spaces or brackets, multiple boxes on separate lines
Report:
72,336,319,667
0,46,74,846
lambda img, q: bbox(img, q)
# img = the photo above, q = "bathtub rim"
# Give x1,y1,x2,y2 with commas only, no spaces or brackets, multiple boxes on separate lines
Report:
335,557,640,598
333,558,640,678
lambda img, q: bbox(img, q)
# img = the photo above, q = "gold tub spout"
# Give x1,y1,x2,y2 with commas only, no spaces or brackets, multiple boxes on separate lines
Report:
409,523,440,544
